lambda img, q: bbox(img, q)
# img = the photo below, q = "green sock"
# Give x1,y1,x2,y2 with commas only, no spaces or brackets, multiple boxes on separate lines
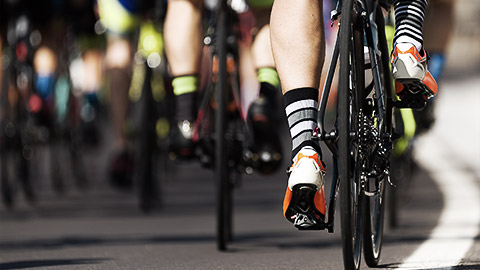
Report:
257,67,280,90
172,75,198,96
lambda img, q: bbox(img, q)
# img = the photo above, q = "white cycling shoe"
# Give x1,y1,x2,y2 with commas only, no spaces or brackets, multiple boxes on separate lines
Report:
283,147,326,229
391,43,438,100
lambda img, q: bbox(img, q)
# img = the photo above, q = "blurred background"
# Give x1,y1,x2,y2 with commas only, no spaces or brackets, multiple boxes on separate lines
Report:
0,0,479,269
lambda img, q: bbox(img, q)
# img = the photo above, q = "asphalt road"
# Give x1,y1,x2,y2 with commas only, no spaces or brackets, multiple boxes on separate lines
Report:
1,79,479,269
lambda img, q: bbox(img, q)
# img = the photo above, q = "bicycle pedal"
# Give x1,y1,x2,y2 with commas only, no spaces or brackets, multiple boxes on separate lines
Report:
294,213,316,228
394,97,426,110
294,213,327,230
394,91,427,110
394,81,430,110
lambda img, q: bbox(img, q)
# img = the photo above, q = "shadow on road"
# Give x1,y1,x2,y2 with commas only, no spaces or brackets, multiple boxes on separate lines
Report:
0,258,109,270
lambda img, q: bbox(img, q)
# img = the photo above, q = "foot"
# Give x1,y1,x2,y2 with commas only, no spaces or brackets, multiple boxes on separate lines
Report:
169,119,196,159
109,150,134,190
283,148,326,229
391,43,438,109
247,83,283,174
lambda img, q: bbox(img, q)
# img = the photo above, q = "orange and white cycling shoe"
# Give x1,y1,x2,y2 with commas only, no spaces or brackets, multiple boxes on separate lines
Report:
391,43,438,109
283,147,326,229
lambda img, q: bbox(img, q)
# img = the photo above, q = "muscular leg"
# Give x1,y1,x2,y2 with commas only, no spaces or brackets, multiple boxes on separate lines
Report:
105,37,133,151
271,0,327,226
163,0,203,157
251,9,275,70
271,0,324,158
164,0,203,77
270,0,324,92
247,10,283,174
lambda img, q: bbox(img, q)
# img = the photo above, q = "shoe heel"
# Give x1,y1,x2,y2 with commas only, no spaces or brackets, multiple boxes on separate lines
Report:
393,54,425,81
291,184,318,213
285,184,325,229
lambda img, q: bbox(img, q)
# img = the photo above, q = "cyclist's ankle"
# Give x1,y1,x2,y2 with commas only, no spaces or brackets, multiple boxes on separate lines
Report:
174,92,196,123
257,67,280,91
172,75,198,123
394,41,422,52
283,87,322,163
258,82,278,99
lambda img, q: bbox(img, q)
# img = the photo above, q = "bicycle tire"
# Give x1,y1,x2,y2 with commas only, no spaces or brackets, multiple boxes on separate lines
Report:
1,58,34,207
338,0,365,268
363,7,391,266
215,0,233,251
1,63,15,208
137,66,161,213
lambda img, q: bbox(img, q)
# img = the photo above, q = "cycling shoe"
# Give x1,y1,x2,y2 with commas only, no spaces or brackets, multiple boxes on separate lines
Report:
247,82,283,174
391,43,438,109
283,148,326,229
169,119,196,160
109,150,134,190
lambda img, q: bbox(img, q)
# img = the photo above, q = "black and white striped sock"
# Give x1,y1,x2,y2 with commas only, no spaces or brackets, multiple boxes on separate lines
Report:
393,0,428,51
283,88,322,161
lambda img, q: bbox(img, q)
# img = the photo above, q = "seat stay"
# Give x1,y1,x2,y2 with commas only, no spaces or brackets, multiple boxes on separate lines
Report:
363,0,388,131
317,30,340,145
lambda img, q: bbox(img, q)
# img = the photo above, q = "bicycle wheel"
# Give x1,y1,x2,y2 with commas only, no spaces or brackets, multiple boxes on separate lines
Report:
337,0,365,269
1,66,15,208
136,66,161,212
362,7,392,266
1,60,34,207
363,174,386,267
215,0,233,251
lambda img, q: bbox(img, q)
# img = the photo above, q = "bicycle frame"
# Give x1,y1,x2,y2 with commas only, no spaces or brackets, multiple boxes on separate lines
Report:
314,0,393,233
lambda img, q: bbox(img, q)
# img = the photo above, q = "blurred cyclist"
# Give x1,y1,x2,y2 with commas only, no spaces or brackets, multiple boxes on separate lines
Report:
164,0,283,173
414,0,455,133
271,0,438,228
97,0,141,188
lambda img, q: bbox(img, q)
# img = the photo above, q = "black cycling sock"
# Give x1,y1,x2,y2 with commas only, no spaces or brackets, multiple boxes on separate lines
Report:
259,82,277,98
283,87,322,161
175,92,196,122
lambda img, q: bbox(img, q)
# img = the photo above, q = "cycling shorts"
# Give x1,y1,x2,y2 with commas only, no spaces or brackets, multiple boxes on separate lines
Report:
97,0,140,35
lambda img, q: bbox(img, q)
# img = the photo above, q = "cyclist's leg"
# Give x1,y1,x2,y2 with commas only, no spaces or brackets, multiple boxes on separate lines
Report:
270,0,326,227
391,0,438,103
98,0,139,188
270,0,324,91
423,0,454,81
250,10,280,91
105,36,132,151
163,0,203,157
246,8,283,173
413,0,454,132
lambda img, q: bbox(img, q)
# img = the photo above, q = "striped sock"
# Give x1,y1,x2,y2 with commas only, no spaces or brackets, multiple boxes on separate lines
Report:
393,0,428,51
283,88,322,160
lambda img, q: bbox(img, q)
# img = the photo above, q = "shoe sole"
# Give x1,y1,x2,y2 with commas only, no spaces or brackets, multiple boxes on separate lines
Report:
284,184,325,230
